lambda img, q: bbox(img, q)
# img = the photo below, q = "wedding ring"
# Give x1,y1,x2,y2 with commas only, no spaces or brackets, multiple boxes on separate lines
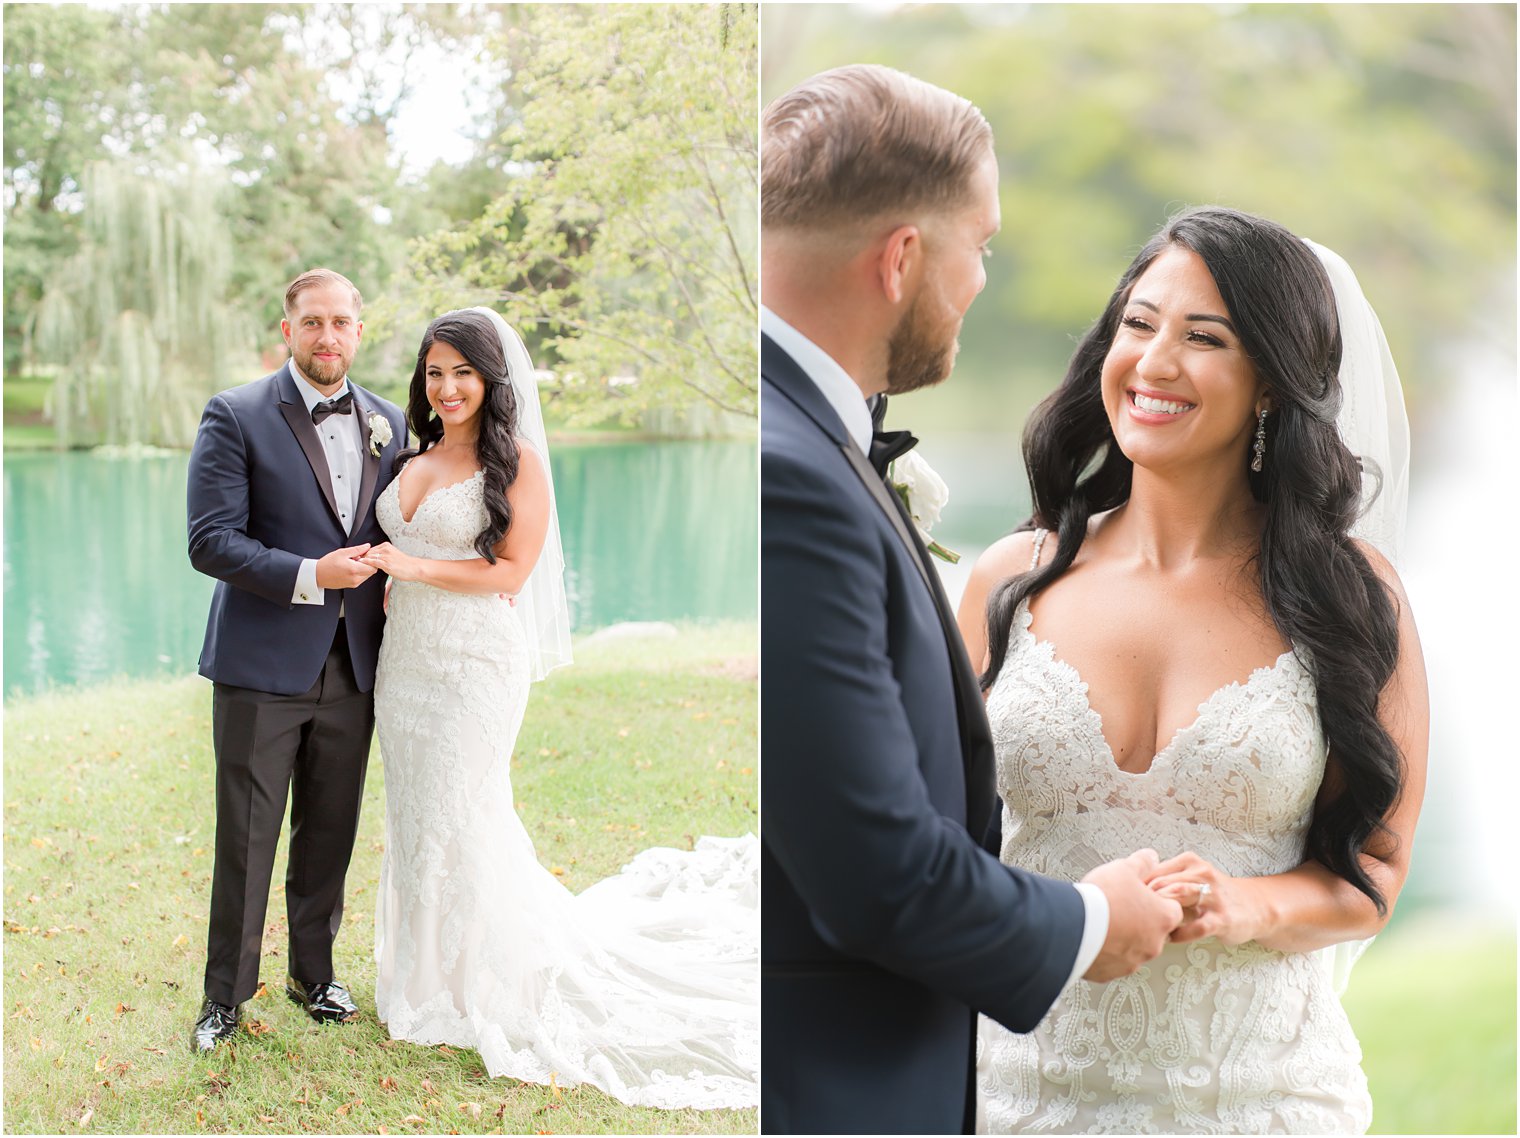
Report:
1196,882,1212,904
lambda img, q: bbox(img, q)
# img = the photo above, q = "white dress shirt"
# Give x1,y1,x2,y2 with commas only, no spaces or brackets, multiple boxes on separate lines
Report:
290,364,365,607
762,304,1109,990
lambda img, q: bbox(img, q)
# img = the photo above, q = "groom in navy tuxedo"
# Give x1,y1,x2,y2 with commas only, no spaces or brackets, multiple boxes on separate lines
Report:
186,269,408,1050
760,66,1182,1133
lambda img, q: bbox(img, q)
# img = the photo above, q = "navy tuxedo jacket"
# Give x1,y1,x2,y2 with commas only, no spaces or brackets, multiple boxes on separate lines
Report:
187,363,408,696
760,335,1085,1135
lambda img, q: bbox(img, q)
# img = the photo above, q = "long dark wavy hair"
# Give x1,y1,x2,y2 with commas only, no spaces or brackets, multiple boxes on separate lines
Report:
394,309,520,562
983,206,1404,913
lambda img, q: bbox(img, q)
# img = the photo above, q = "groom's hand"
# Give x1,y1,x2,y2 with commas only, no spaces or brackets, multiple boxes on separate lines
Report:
1080,849,1184,982
315,543,378,589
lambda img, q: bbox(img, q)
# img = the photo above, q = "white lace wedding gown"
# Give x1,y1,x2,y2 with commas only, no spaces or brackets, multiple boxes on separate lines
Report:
370,469,758,1110
977,540,1371,1134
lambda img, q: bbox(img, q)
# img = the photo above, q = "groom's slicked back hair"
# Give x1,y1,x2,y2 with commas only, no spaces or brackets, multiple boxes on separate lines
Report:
762,64,993,230
283,268,363,319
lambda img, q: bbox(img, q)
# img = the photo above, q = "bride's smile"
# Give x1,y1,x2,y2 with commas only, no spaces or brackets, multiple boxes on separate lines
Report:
1100,246,1268,476
424,340,486,431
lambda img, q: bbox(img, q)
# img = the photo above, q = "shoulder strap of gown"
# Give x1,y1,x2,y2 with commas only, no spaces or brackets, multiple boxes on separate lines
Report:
1029,528,1048,572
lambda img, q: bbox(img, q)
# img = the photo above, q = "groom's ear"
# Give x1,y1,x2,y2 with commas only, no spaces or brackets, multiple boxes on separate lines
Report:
876,224,922,306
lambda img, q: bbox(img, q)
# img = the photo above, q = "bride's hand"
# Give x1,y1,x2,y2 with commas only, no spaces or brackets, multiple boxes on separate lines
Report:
1147,851,1263,947
361,542,423,583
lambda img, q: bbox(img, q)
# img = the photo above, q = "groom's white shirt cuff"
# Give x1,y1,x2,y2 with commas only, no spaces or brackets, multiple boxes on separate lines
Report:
1068,883,1109,988
761,306,873,454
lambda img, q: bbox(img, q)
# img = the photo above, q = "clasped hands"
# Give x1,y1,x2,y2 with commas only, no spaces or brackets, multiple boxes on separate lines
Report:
1081,848,1254,982
313,543,513,604
312,541,450,587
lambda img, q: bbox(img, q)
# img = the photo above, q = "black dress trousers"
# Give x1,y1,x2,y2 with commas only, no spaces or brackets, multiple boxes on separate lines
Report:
204,622,374,1006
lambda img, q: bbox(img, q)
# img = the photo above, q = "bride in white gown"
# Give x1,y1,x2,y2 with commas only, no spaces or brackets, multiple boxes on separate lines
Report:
356,307,758,1111
957,209,1428,1133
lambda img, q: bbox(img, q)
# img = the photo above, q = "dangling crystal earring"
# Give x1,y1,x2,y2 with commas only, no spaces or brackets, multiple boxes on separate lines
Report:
1250,408,1268,473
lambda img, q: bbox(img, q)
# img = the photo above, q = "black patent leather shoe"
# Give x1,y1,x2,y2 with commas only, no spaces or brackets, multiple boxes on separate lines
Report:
285,976,360,1024
192,999,241,1052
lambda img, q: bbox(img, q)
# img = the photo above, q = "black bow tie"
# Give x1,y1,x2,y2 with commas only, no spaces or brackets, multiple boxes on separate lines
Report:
870,428,918,479
311,391,354,424
867,393,917,478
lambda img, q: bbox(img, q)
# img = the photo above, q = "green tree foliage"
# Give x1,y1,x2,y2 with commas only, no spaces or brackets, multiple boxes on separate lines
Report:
762,4,1516,426
411,4,759,425
3,4,470,441
32,160,251,447
6,4,757,442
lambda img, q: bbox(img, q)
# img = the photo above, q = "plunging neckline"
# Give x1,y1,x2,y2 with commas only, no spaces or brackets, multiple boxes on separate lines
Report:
1010,597,1299,778
397,463,484,525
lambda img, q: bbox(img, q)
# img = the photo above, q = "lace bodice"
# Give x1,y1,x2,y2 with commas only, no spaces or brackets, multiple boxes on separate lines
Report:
988,597,1324,883
378,467,489,559
370,469,758,1111
977,535,1369,1134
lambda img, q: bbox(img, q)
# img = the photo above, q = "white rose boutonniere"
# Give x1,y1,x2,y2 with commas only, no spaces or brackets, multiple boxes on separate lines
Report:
889,451,960,564
367,412,393,458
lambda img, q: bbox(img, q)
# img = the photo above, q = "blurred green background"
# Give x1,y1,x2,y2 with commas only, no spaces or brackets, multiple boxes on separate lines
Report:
764,5,1516,1134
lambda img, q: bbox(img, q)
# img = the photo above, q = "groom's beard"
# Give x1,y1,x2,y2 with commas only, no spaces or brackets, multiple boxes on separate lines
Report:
884,289,960,396
294,344,354,386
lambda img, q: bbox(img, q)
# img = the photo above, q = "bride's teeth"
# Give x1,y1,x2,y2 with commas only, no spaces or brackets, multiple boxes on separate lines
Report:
1133,393,1191,415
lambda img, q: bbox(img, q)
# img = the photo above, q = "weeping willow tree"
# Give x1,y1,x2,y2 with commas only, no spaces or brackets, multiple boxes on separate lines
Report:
31,159,254,448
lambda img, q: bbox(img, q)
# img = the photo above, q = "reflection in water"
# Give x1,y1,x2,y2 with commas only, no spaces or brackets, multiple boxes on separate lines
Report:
3,441,756,697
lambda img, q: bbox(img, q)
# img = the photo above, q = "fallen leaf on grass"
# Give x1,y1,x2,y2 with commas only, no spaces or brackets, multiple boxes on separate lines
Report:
379,1076,397,1092
94,1055,110,1072
172,934,189,948
29,1036,42,1050
437,1044,456,1055
458,1102,482,1120
244,1020,273,1036
549,1073,563,1101
253,982,269,999
78,1107,93,1128
142,1046,167,1055
257,1115,276,1124
401,1115,426,1126
421,1079,437,1095
114,1002,135,1015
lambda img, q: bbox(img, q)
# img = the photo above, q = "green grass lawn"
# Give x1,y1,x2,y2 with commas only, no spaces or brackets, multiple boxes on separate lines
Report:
1343,915,1515,1135
3,623,757,1135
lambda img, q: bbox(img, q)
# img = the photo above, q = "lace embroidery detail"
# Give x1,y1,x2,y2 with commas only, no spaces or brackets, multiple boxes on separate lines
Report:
977,595,1369,1134
373,472,758,1110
